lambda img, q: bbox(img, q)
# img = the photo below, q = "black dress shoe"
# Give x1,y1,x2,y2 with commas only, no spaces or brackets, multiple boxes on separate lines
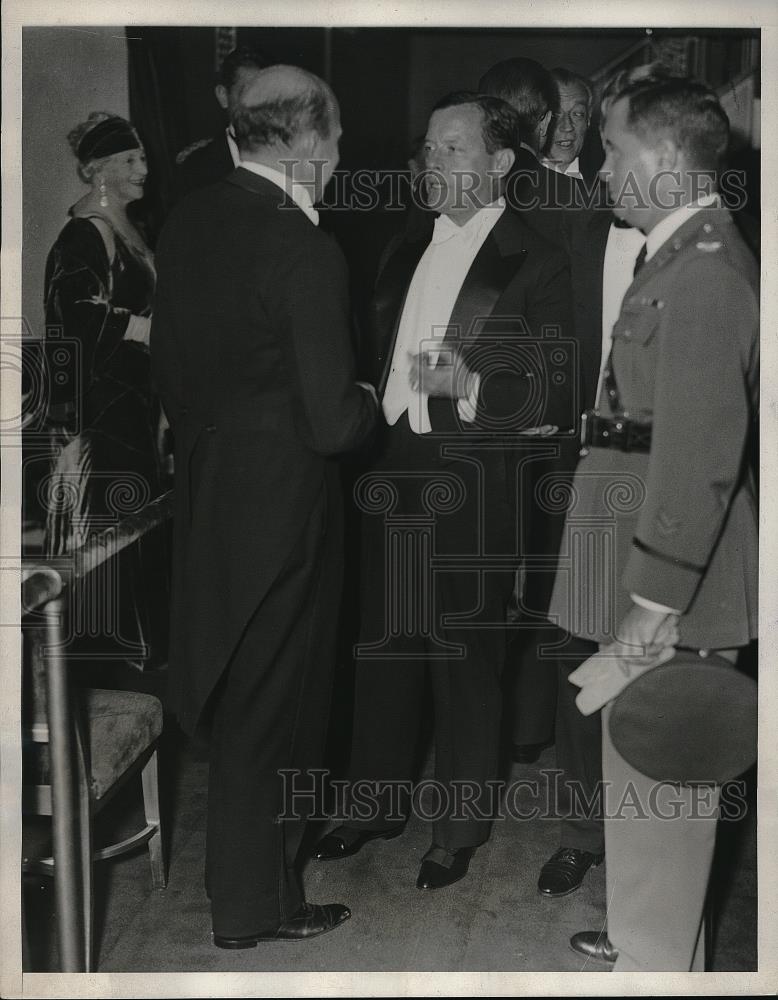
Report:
538,846,604,897
416,845,474,890
511,741,549,764
213,902,351,948
570,930,618,963
311,824,404,860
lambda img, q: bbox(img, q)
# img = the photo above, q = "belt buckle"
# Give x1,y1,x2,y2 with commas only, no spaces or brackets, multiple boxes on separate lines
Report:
612,417,628,450
579,411,590,457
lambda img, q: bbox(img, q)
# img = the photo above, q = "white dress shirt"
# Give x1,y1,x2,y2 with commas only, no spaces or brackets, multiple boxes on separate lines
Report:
595,223,647,408
237,159,320,226
592,222,658,616
226,127,240,168
382,200,504,434
541,156,583,180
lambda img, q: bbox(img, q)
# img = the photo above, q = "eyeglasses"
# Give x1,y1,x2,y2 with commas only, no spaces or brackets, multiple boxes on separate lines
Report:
551,109,589,123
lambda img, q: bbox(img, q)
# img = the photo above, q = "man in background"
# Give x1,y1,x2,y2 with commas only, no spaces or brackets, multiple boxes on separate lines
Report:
478,57,592,768
152,64,377,948
174,45,269,198
534,186,646,903
479,56,591,252
541,67,602,186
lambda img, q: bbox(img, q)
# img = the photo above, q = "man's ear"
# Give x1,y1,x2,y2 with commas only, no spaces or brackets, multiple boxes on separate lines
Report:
654,136,680,171
296,128,318,158
493,147,515,178
538,108,553,144
215,84,229,111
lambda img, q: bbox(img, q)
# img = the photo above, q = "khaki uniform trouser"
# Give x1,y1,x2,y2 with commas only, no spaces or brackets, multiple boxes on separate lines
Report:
602,701,719,971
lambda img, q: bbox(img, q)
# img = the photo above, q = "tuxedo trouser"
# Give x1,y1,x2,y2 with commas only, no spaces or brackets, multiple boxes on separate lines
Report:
206,483,342,936
510,453,567,748
601,701,717,971
347,416,514,850
509,626,558,746
554,632,604,854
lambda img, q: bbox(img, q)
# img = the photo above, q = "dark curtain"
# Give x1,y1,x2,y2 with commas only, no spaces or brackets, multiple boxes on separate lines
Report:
125,27,221,242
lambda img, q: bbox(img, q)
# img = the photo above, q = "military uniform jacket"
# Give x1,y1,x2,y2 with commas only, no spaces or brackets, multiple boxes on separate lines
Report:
548,206,759,649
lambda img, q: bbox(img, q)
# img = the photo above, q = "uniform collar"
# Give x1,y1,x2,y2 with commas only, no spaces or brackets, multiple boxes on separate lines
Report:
645,193,720,261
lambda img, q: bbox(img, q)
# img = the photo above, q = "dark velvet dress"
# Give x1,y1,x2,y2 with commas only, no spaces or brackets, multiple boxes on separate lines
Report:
42,214,167,667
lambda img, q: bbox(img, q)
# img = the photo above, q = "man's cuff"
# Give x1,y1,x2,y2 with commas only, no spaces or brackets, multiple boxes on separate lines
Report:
457,372,481,423
630,592,681,616
123,314,151,346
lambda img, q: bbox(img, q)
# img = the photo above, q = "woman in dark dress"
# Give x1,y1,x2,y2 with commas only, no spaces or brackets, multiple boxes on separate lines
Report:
43,112,165,666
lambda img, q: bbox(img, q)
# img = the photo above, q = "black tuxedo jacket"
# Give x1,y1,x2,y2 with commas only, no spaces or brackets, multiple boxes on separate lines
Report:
151,168,376,733
506,146,596,255
175,132,234,202
364,207,576,437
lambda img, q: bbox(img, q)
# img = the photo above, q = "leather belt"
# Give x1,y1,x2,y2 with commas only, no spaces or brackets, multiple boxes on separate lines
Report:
580,410,652,455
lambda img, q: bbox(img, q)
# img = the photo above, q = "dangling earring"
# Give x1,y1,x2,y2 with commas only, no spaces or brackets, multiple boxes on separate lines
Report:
98,177,108,208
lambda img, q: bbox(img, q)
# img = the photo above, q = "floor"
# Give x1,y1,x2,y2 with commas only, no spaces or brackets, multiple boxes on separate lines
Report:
21,667,757,977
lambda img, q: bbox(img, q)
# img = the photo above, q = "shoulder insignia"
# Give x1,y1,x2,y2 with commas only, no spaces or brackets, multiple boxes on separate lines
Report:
175,138,212,165
695,240,723,252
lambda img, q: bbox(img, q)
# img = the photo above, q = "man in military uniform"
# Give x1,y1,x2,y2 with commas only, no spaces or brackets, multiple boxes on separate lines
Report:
548,72,758,970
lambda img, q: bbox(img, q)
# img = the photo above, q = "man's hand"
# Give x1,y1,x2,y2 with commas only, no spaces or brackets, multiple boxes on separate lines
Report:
613,603,680,672
408,348,475,399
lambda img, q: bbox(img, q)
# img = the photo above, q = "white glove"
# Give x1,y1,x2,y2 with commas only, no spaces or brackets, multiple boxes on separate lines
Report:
568,643,676,716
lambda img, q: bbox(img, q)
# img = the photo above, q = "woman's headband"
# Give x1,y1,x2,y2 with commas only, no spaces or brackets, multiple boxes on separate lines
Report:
76,117,140,164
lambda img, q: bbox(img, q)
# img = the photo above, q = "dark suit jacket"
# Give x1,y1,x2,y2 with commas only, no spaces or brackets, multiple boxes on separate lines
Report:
506,146,598,256
365,207,576,437
151,168,376,733
175,132,234,202
515,206,611,614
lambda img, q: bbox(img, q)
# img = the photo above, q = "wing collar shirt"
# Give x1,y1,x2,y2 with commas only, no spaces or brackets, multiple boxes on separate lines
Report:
237,159,320,226
226,127,240,168
541,156,583,180
382,198,505,434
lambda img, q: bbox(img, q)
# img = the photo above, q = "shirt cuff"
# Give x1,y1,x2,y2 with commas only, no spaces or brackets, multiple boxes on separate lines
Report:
630,592,681,616
123,314,151,346
457,372,481,423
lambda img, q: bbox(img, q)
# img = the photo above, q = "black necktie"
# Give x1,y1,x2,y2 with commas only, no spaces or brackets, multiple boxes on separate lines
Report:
633,242,648,277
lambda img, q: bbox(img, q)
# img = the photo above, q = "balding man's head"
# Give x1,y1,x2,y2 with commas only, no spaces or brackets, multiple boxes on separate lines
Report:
232,65,342,203
232,65,337,154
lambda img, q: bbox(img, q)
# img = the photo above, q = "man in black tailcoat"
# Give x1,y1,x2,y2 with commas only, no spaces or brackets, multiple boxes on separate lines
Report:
151,65,377,948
